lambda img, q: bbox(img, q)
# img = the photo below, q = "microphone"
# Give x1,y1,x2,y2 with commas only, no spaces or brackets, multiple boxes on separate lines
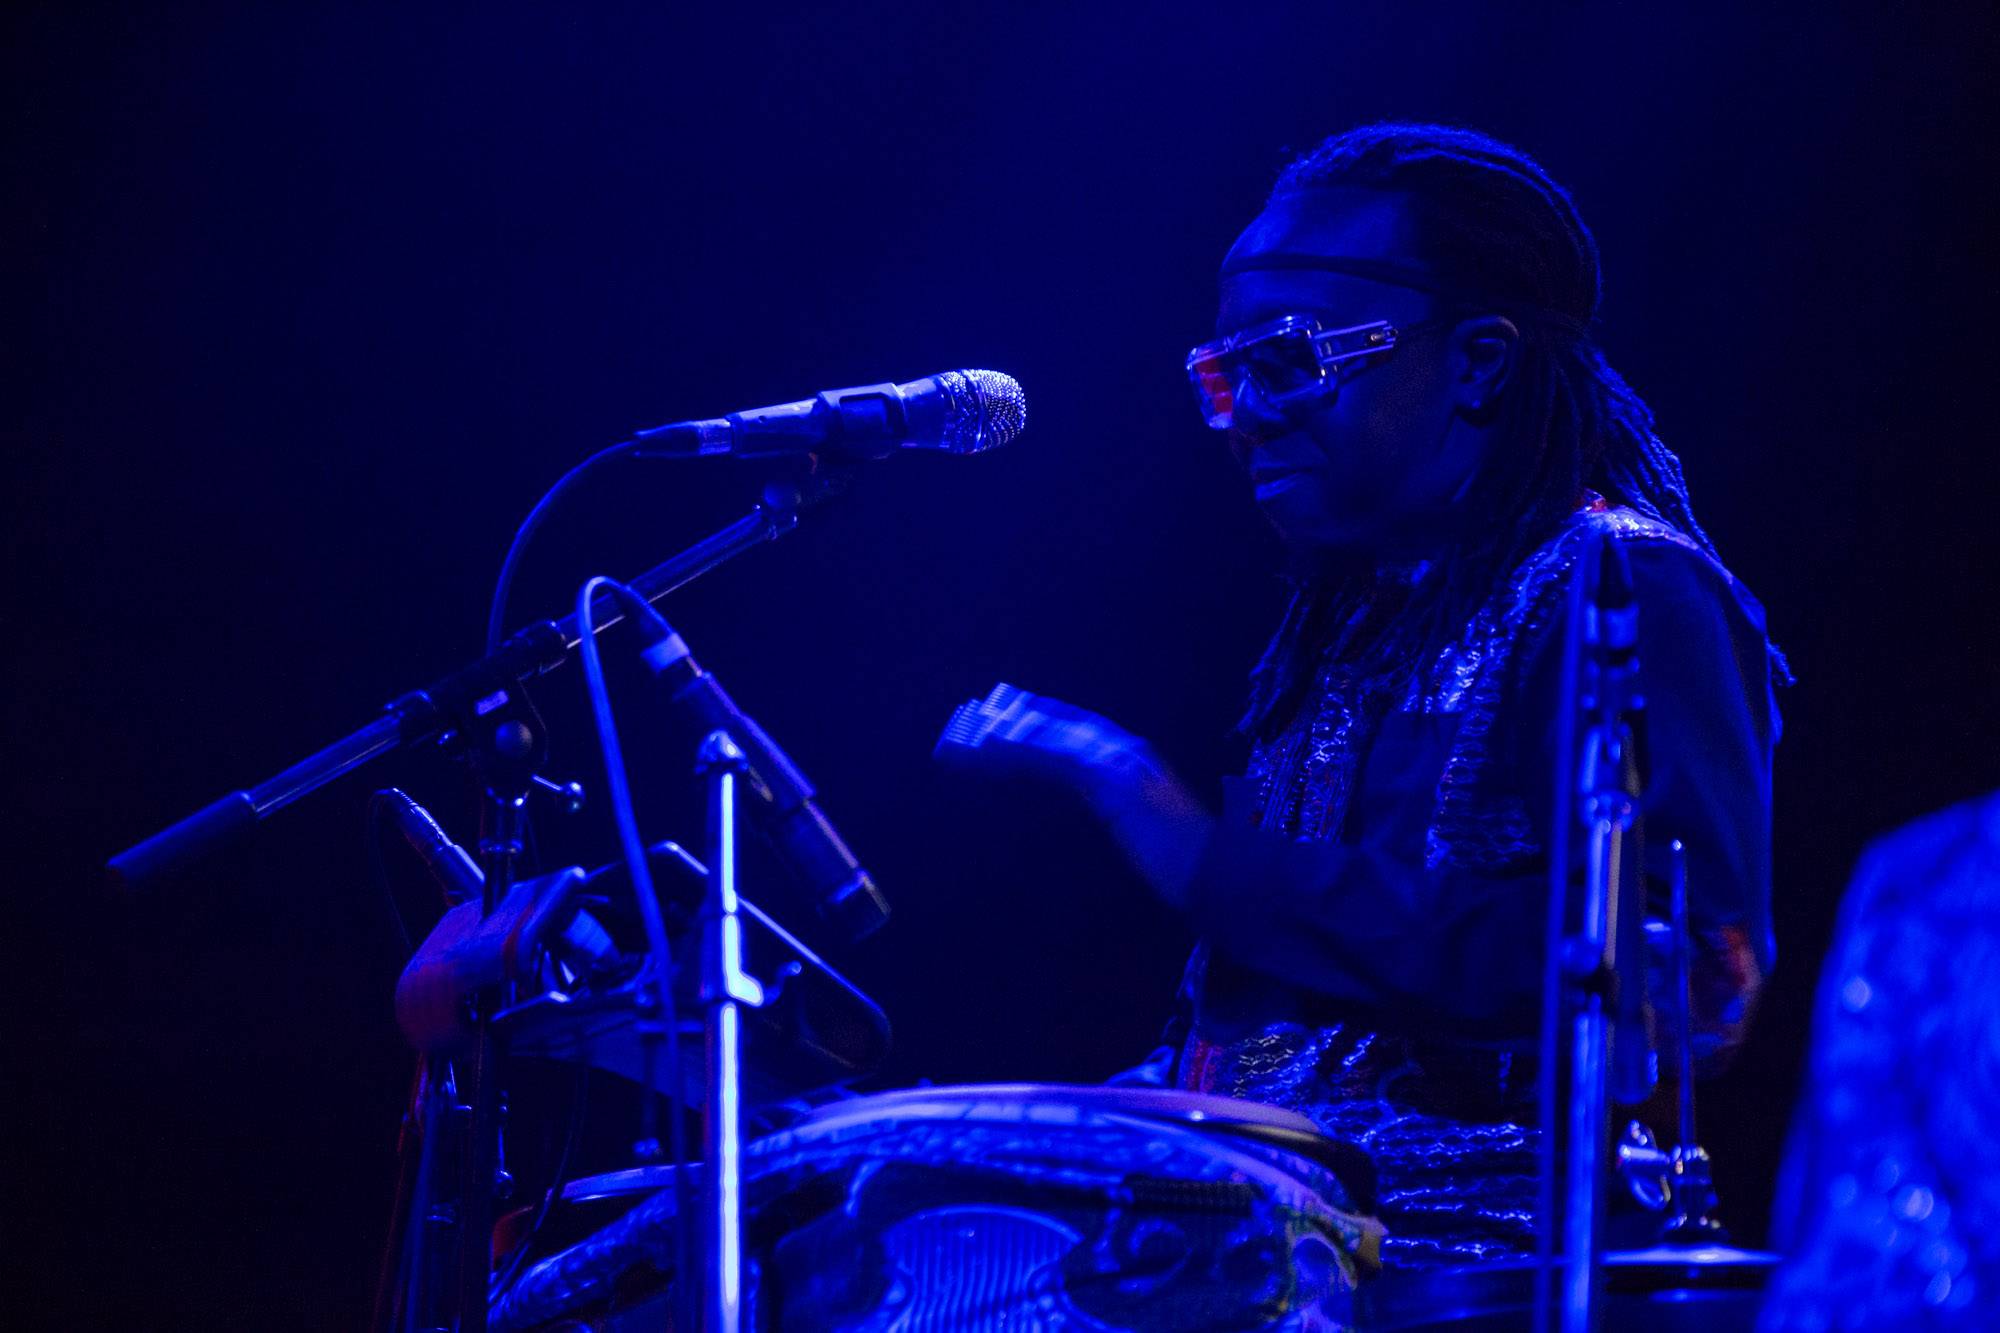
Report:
627,369,1026,462
380,787,619,970
381,787,483,906
621,602,891,944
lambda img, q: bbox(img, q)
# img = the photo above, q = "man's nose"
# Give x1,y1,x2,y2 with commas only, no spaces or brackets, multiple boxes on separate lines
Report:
1228,373,1289,447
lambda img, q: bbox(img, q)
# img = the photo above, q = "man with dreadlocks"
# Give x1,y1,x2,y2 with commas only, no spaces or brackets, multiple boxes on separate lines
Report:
941,123,1785,1268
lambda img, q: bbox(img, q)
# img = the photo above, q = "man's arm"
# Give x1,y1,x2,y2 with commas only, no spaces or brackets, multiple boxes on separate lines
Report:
937,538,1778,1047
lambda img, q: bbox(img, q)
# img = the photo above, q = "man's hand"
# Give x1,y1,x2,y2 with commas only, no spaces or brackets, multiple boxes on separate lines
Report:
935,683,1212,908
934,683,1150,795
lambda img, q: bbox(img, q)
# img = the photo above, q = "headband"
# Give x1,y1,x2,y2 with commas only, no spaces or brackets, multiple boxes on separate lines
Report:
1219,251,1591,338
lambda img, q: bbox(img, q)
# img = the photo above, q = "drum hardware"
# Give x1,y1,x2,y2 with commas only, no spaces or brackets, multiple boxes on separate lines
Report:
1657,840,1731,1247
1524,542,1766,1333
528,773,588,814
396,841,891,1110
1614,1122,1672,1212
1603,847,1732,1247
386,684,888,1328
393,827,892,1330
1536,532,1656,1333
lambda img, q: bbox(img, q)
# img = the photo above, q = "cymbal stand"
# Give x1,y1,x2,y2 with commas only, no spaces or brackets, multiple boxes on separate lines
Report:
1558,664,1643,1332
1536,532,1652,1333
1661,839,1728,1244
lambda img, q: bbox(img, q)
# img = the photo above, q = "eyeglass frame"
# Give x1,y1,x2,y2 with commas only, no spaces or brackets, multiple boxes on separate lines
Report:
1184,313,1442,431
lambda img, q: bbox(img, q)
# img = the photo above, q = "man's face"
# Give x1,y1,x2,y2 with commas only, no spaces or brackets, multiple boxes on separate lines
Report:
1213,189,1485,557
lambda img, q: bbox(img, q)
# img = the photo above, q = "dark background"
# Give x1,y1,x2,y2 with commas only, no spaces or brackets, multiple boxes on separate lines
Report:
11,3,1996,1326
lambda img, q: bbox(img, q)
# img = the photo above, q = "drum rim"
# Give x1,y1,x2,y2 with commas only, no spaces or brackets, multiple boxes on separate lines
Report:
534,1082,1346,1206
787,1081,1327,1138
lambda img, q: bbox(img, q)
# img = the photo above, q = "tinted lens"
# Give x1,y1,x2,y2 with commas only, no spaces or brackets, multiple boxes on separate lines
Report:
1188,353,1236,429
1187,324,1327,429
1235,325,1323,401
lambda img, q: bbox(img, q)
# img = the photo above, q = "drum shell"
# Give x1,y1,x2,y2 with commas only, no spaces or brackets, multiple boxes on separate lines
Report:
491,1084,1380,1332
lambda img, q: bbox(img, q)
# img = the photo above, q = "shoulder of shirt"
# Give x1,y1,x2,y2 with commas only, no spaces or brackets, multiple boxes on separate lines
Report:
1561,505,1762,615
1562,507,1784,702
1474,504,1776,678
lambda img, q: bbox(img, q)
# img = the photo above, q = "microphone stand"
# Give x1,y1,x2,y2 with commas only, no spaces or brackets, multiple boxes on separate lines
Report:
108,475,845,891
696,732,767,1333
452,701,544,1333
108,469,850,1333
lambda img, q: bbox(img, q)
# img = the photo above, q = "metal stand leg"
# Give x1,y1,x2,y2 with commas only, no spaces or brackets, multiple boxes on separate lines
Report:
698,732,765,1333
1560,772,1629,1333
453,785,526,1333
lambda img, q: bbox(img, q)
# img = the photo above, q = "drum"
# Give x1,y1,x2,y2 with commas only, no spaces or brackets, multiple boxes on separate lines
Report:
1354,1245,1780,1332
491,1083,1382,1331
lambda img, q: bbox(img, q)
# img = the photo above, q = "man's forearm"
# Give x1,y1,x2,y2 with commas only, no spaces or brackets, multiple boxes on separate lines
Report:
1076,745,1215,911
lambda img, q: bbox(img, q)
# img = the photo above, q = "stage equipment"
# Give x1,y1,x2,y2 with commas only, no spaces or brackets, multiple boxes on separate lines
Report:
624,595,888,943
111,369,1022,1331
112,363,1025,892
1654,841,1729,1245
628,368,1025,461
395,844,887,1087
1379,834,1775,1331
1520,534,1775,1333
486,1084,1382,1332
483,369,1025,652
110,470,846,895
1531,532,1656,1333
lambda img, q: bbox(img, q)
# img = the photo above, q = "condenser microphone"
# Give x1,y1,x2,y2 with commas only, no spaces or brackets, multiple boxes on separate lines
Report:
627,369,1026,462
607,594,891,944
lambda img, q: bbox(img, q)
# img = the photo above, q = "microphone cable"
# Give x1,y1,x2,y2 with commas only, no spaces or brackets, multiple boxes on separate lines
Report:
575,574,696,1329
486,441,641,654
487,1067,589,1309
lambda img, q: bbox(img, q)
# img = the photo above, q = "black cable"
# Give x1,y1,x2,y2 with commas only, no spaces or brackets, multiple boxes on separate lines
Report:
575,574,695,1329
405,1061,447,1332
488,1067,590,1305
485,441,641,654
368,1059,426,1333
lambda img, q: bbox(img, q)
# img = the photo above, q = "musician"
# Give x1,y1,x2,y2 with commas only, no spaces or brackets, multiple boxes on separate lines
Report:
944,123,1785,1266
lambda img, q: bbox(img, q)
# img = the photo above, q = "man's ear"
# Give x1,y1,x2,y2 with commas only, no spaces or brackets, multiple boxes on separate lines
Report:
1451,315,1522,413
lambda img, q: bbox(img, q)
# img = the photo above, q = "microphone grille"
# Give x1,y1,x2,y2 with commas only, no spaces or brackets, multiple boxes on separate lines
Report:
935,369,1027,455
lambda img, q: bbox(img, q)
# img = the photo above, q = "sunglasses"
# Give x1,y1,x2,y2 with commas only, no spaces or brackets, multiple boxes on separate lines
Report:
1185,315,1422,431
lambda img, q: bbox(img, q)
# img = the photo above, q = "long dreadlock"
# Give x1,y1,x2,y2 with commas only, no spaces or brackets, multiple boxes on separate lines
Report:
1240,123,1786,740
